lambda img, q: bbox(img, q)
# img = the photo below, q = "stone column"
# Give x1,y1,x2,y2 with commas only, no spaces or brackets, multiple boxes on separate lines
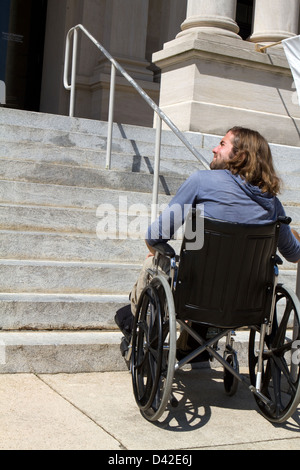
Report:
152,0,300,146
250,0,300,44
177,0,240,39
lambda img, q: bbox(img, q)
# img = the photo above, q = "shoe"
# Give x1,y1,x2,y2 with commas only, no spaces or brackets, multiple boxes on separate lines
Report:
120,336,130,357
114,305,133,342
120,336,131,370
115,305,133,370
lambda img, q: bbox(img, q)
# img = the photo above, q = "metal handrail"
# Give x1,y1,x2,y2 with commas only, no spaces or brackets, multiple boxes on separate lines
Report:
63,24,210,222
63,25,299,298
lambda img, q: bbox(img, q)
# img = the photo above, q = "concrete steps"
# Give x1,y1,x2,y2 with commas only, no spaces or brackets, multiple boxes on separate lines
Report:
0,108,201,372
0,158,185,195
0,107,299,373
0,293,128,330
2,231,148,262
0,330,125,373
0,330,254,373
0,180,169,210
0,203,152,235
0,259,141,295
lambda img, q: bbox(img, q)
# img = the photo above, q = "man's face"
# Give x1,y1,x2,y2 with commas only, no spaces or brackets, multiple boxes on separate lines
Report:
210,131,235,170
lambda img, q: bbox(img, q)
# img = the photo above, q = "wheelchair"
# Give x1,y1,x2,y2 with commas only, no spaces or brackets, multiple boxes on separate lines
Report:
126,210,300,424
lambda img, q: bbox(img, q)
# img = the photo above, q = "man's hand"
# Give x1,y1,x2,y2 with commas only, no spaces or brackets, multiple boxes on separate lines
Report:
145,241,156,256
292,228,300,242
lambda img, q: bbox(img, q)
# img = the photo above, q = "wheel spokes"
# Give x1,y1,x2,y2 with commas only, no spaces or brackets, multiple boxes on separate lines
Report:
132,285,163,411
249,285,300,422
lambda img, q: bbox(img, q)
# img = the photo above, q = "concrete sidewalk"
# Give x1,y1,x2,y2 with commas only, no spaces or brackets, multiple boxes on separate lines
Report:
1,366,300,451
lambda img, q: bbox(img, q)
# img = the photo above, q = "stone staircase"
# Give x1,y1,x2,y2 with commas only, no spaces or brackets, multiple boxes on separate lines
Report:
0,107,299,373
0,107,207,373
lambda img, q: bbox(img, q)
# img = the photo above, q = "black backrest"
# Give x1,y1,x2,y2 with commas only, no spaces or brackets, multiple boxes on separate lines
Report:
174,213,281,328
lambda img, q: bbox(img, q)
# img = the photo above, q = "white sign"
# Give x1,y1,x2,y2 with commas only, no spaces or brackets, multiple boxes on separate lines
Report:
282,35,300,106
0,80,5,105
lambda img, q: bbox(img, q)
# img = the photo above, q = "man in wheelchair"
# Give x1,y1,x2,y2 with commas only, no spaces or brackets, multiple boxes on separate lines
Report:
115,126,300,423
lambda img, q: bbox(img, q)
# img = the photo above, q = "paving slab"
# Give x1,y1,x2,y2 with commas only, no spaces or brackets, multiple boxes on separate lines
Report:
1,367,299,451
0,374,121,450
42,368,300,451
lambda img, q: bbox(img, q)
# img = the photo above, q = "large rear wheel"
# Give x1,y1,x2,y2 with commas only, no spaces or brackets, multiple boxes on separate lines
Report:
249,285,300,423
131,274,176,421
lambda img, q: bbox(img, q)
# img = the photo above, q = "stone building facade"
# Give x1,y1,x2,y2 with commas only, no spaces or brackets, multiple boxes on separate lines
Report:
153,0,300,146
1,0,300,146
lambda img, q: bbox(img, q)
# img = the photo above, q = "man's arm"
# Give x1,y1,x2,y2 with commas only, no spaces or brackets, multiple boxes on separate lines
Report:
291,229,300,263
145,171,201,250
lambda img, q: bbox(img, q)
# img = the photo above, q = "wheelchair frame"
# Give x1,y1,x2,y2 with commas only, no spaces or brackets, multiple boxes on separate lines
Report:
127,216,300,424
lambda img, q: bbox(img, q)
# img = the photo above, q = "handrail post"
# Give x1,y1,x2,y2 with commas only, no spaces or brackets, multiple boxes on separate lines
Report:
106,63,116,170
69,27,78,117
151,116,162,223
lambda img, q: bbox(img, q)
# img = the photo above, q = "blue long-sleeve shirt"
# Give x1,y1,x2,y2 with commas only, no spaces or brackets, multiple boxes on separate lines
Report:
146,170,300,263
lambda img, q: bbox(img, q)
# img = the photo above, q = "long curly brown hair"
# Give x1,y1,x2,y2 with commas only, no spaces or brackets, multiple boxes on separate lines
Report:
225,127,281,196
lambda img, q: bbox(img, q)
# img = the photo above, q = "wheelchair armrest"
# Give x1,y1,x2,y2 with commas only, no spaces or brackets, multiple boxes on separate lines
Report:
278,216,292,225
153,242,176,258
275,254,283,265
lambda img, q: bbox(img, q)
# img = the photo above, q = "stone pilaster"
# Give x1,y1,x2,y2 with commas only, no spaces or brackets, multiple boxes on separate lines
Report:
99,0,152,81
88,0,159,126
